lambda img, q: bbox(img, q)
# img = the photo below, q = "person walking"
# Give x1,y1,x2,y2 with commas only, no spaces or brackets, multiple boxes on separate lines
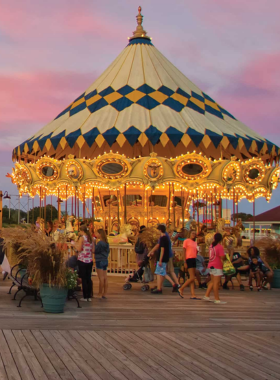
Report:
148,224,180,292
150,224,170,294
76,225,94,302
178,230,200,299
203,233,227,304
94,229,110,299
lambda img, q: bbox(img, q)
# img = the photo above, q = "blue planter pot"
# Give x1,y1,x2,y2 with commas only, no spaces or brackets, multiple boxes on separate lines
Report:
40,284,67,313
163,266,180,287
272,269,280,288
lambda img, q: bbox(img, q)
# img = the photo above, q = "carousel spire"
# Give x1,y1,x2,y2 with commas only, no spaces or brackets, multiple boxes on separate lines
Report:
129,6,151,40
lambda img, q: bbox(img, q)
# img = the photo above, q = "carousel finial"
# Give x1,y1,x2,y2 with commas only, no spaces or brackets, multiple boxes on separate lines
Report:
129,6,151,40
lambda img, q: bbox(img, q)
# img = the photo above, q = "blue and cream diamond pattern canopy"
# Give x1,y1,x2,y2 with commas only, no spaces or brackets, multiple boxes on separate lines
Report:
14,9,278,161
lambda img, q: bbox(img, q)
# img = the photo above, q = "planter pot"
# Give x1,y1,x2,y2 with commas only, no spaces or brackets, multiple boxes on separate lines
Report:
40,284,67,313
163,267,180,287
272,269,280,289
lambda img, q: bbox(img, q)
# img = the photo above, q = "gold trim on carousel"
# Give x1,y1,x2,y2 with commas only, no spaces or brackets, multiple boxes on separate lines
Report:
175,154,211,181
36,159,59,182
143,158,164,181
243,161,265,185
222,161,241,184
65,160,83,182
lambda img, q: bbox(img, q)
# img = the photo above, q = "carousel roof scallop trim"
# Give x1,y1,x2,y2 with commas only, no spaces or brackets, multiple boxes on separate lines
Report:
13,7,279,161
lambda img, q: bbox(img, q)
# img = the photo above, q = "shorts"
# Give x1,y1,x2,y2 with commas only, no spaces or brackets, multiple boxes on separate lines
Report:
197,268,210,276
96,260,108,270
166,257,174,273
209,268,224,276
186,258,196,269
155,262,167,276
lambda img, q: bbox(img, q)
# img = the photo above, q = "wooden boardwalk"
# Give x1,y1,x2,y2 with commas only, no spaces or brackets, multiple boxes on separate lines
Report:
0,276,280,379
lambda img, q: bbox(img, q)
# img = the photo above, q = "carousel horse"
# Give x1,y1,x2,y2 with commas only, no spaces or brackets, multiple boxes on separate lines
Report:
107,224,134,245
65,215,77,241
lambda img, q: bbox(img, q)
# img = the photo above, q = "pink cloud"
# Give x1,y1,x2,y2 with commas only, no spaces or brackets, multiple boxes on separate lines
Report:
0,71,97,125
0,3,128,43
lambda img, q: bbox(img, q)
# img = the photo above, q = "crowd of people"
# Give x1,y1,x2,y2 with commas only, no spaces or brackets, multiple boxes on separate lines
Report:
7,216,274,304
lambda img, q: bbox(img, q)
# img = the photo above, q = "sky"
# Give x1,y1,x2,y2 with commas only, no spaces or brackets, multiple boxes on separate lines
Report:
0,0,279,215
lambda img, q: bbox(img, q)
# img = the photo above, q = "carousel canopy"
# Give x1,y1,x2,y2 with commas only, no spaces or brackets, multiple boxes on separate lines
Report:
14,7,279,162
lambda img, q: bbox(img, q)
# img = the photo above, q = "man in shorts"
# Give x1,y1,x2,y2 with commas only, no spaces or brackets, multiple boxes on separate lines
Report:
151,225,170,294
148,225,180,292
178,230,200,300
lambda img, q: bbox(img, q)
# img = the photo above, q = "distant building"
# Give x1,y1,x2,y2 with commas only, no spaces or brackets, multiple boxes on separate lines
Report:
243,205,280,239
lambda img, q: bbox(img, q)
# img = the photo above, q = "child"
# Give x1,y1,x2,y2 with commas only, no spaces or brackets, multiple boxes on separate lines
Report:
249,256,263,291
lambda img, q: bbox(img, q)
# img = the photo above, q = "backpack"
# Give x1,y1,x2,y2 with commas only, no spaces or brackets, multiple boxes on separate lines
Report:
135,238,145,254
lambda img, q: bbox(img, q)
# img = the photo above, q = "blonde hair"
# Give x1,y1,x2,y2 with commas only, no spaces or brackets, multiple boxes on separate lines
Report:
80,224,92,243
97,229,108,244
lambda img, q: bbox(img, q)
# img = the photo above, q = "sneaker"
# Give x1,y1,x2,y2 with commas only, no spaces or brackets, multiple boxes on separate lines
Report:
203,296,212,302
151,289,162,294
249,286,253,291
240,284,245,291
201,283,208,290
150,287,157,292
87,298,92,302
262,285,268,290
257,287,262,292
223,283,230,290
214,300,227,304
172,284,179,292
80,298,88,302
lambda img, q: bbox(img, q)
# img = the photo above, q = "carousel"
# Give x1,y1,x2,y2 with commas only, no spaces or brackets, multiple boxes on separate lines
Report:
8,7,280,242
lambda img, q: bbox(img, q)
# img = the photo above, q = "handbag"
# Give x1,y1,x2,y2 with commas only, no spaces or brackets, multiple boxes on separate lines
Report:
223,253,236,275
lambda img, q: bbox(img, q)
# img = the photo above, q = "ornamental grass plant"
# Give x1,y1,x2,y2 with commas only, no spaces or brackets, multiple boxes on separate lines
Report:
255,236,280,269
2,227,76,288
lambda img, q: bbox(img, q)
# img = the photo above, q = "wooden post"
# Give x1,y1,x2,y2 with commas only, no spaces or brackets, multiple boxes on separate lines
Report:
57,188,61,222
92,187,95,224
83,190,85,220
168,183,171,225
253,196,256,243
65,185,68,220
0,191,2,229
124,183,127,224
108,190,111,234
196,190,199,233
117,189,120,233
181,187,184,229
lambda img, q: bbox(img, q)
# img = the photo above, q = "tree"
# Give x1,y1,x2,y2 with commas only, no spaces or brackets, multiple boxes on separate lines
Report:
231,213,252,222
28,204,58,224
2,206,27,224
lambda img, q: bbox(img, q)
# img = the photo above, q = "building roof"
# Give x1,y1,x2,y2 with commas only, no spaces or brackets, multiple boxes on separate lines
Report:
13,7,279,162
247,205,280,223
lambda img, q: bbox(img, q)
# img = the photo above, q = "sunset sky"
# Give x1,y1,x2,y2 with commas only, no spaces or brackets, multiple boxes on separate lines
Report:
0,0,279,214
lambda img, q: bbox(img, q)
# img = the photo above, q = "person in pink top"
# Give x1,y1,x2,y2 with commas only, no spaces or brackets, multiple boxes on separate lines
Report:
203,233,227,304
178,230,200,299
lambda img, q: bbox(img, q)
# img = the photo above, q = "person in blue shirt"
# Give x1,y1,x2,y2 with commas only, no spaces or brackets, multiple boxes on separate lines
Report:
148,224,180,292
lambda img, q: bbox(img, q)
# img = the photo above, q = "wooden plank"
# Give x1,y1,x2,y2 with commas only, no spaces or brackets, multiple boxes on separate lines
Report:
90,331,154,380
58,330,115,380
97,331,176,380
22,331,61,380
246,332,280,349
79,330,141,380
229,332,280,356
12,330,48,380
109,331,180,380
121,330,191,379
40,330,88,380
207,333,280,374
49,330,102,380
185,332,277,380
213,332,280,365
131,330,219,380
137,331,237,380
0,355,8,380
31,330,74,380
0,331,21,380
69,331,128,380
3,330,34,380
193,332,280,380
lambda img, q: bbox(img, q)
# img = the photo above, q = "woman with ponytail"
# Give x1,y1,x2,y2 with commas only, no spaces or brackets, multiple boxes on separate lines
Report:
204,233,227,304
93,229,110,299
76,224,94,302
